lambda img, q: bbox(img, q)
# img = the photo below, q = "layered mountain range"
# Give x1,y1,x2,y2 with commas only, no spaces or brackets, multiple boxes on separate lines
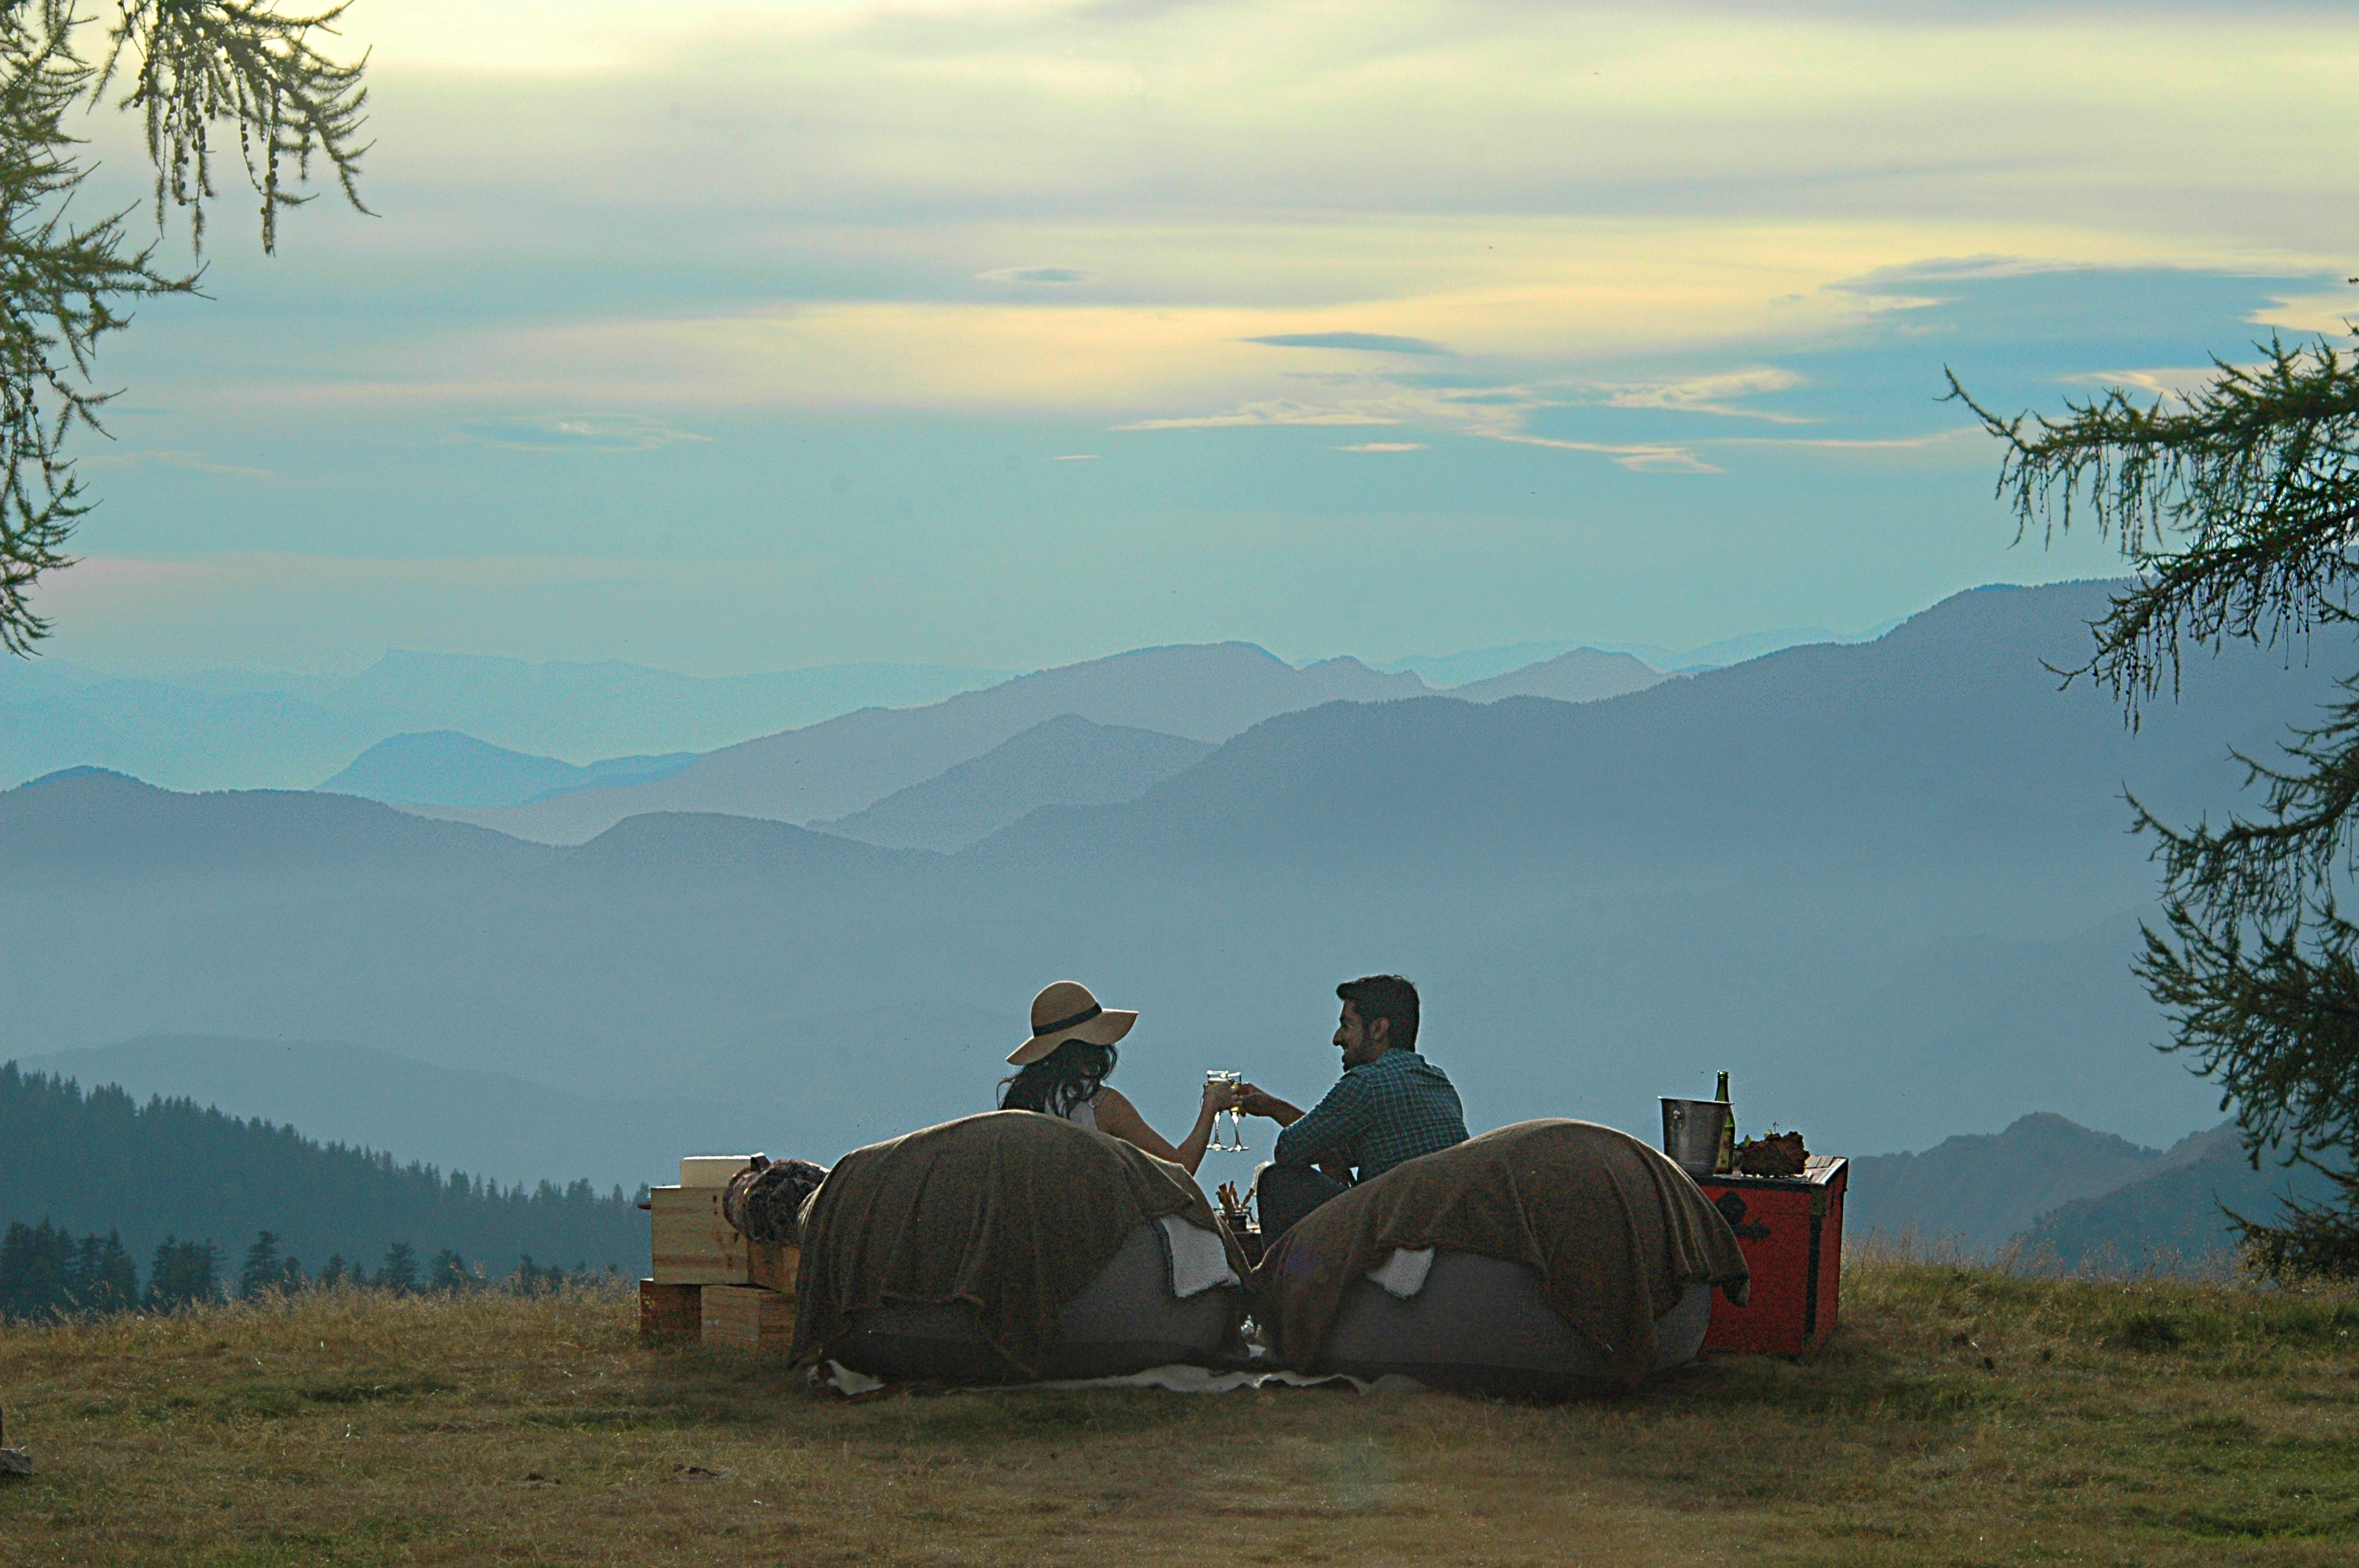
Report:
7,580,2342,1203
3,634,1685,805
0,652,1009,790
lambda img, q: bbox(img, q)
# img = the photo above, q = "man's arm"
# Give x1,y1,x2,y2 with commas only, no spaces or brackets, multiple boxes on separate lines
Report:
1236,1083,1304,1127
1269,1072,1374,1171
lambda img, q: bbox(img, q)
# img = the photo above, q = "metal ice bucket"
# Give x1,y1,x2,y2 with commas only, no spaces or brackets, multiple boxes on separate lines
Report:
1659,1098,1729,1180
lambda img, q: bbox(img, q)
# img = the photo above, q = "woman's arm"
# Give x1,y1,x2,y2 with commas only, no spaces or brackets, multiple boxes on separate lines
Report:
1092,1083,1230,1177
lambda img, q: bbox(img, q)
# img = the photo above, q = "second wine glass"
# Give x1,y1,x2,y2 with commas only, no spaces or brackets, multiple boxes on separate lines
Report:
1205,1069,1247,1152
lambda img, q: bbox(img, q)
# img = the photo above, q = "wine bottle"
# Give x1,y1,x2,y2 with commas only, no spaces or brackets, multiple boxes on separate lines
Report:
1714,1070,1736,1174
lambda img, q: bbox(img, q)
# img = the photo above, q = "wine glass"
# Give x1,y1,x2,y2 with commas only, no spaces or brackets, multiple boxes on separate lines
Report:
1205,1069,1247,1152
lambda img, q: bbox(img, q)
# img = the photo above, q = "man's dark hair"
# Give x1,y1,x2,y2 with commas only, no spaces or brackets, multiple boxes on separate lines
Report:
1337,975,1419,1051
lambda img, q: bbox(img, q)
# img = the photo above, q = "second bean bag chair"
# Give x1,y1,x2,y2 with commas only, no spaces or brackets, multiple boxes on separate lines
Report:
1255,1119,1748,1394
1315,1253,1714,1396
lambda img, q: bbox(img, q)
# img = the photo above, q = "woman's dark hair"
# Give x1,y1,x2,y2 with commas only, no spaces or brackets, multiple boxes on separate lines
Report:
999,1037,1118,1118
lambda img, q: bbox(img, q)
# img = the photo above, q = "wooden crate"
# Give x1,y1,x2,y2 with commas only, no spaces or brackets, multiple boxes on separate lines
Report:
649,1185,754,1285
748,1241,800,1297
701,1284,794,1355
638,1279,701,1342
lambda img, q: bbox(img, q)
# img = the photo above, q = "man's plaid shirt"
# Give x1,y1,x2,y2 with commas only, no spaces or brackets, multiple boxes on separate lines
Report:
1272,1048,1467,1182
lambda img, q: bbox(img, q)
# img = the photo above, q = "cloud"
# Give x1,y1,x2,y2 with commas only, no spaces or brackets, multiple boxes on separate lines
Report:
2054,365,2232,401
1246,333,1452,355
1120,401,1403,430
1489,434,1721,474
79,449,277,479
1051,452,1099,461
1332,442,1426,452
1707,426,1983,456
455,413,711,452
1572,367,1808,422
977,267,1092,285
2252,287,2359,339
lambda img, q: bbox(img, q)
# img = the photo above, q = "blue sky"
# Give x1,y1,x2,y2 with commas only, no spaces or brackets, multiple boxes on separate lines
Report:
27,0,2359,674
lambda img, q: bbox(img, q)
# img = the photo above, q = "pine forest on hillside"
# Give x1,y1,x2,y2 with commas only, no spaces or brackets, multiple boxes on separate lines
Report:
0,1064,647,1317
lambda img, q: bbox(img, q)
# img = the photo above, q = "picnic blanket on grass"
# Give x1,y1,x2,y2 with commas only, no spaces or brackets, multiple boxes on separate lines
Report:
1254,1118,1750,1382
790,1110,1241,1376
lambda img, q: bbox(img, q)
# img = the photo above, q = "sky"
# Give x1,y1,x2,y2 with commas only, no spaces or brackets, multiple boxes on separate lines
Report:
25,0,2359,675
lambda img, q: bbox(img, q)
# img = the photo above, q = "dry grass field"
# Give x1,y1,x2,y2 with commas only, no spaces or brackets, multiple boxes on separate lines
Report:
2,1254,2356,1567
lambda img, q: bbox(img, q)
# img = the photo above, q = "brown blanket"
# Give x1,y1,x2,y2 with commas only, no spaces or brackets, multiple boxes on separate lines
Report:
1255,1119,1750,1381
790,1109,1235,1375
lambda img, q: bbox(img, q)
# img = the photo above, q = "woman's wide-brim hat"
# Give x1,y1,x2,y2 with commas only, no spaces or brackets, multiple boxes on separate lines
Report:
1007,980,1137,1065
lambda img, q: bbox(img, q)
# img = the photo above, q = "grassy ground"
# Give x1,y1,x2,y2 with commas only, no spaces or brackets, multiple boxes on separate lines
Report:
2,1254,2356,1566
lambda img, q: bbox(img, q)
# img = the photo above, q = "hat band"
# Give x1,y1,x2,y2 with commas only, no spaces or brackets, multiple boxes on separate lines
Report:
1032,1002,1103,1037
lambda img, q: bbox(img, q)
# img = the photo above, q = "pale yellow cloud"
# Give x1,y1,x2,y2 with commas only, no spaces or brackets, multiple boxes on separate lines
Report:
1579,368,1809,422
117,1,2359,452
358,1,2359,258
1492,434,1720,474
211,218,2206,423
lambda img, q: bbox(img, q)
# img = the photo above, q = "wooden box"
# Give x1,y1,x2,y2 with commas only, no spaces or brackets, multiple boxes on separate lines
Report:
649,1185,754,1285
701,1284,794,1355
748,1241,800,1296
1699,1155,1847,1356
638,1279,701,1342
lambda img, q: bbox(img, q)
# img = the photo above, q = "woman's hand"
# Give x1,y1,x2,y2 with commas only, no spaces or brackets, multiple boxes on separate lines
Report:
1201,1077,1244,1113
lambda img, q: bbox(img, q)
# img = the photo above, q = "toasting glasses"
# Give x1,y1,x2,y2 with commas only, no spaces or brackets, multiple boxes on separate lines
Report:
1205,1069,1249,1152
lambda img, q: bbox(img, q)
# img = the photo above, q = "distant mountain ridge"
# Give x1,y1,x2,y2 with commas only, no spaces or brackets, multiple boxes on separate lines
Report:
319,731,697,808
1383,619,1902,685
413,642,1428,845
0,652,1009,791
816,716,1212,852
1847,1112,2223,1252
2019,1130,2344,1270
1448,648,1670,705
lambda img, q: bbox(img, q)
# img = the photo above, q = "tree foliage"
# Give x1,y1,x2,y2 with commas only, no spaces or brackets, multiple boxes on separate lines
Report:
0,1218,136,1319
1952,336,2359,1276
0,0,367,654
0,1062,648,1280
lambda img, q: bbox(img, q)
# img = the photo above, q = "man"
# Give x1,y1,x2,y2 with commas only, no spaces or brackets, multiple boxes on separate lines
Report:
1237,974,1469,1240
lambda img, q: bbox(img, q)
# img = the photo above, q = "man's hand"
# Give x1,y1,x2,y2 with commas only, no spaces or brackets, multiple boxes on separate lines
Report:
1236,1083,1304,1127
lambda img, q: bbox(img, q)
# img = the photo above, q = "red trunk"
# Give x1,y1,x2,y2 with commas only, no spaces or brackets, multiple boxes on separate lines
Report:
1699,1156,1847,1355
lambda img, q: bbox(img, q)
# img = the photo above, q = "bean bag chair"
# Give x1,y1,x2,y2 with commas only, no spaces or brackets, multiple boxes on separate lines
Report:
1255,1119,1749,1394
831,1218,1242,1382
792,1110,1247,1383
1317,1254,1714,1397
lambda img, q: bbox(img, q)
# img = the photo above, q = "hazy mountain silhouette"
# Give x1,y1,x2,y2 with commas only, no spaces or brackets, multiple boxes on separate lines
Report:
2016,1127,2343,1270
817,716,1212,852
1846,1112,2221,1253
14,1036,711,1191
1382,619,1900,685
1448,648,1671,705
417,643,1428,845
318,731,697,808
8,581,2353,1176
0,652,1007,790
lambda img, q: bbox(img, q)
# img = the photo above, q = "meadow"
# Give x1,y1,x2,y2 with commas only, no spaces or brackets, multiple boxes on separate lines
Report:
2,1254,2355,1566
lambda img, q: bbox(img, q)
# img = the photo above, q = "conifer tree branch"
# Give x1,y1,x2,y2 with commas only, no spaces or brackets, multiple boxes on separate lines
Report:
0,0,363,652
1968,331,2359,1276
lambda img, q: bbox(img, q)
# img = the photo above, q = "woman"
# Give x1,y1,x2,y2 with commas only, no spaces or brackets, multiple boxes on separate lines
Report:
999,980,1233,1175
